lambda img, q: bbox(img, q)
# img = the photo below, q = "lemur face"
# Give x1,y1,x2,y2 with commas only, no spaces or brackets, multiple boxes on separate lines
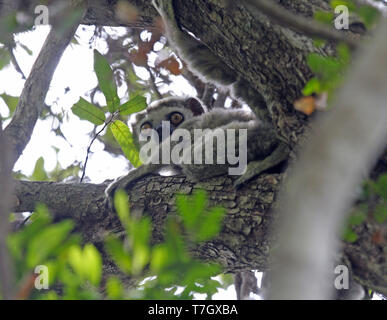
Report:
132,97,205,146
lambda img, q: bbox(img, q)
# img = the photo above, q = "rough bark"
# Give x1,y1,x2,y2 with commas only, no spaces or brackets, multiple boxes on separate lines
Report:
268,16,387,298
2,0,386,295
12,156,387,295
13,173,281,272
1,2,84,167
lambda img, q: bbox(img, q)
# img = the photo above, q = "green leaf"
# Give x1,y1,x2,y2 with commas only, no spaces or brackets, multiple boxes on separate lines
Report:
337,44,351,65
67,244,102,286
114,189,131,228
196,207,226,242
176,194,195,229
330,0,356,11
177,190,208,231
31,157,49,181
0,93,18,116
26,220,74,267
176,190,225,242
71,97,106,125
314,11,334,25
342,227,358,243
131,218,151,274
313,39,326,48
0,47,11,70
306,51,349,94
132,243,150,275
83,244,102,286
106,277,124,299
93,49,120,113
67,246,84,278
373,174,387,199
7,204,52,262
307,54,342,78
110,120,142,167
347,209,366,226
119,95,147,115
302,78,321,95
150,244,170,272
358,5,380,29
374,204,387,224
105,236,132,273
0,13,18,36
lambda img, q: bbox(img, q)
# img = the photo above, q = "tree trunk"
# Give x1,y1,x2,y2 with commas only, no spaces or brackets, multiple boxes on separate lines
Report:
4,0,387,295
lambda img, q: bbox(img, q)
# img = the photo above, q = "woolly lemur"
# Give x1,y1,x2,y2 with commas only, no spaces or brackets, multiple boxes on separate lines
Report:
105,0,290,200
151,0,270,122
105,97,288,201
106,2,290,300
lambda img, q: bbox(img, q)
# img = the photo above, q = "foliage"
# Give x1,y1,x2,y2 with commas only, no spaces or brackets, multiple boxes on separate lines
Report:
314,1,380,30
7,204,102,299
342,174,387,243
296,0,381,115
105,189,226,300
303,44,351,97
5,190,227,299
71,50,147,169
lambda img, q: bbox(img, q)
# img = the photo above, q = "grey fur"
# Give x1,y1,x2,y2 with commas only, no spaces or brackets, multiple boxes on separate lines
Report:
152,0,270,121
105,97,288,206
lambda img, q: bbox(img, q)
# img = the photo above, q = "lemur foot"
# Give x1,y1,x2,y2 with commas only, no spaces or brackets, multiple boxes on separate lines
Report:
233,142,290,188
104,164,162,211
104,176,129,211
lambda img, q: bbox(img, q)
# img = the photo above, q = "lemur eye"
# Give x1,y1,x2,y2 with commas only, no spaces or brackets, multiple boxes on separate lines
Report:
140,122,152,133
169,112,184,125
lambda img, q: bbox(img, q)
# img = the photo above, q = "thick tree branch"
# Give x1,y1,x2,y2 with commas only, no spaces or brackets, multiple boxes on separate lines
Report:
240,0,359,50
3,0,387,297
268,17,387,299
1,3,84,167
13,173,283,272
11,165,387,296
0,130,15,299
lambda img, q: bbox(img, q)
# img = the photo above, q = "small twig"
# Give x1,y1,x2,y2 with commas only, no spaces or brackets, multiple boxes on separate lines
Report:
240,0,360,50
15,273,38,300
146,66,163,99
80,115,115,183
8,46,26,80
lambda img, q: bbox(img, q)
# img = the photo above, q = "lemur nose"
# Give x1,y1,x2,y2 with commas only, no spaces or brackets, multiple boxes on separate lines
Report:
155,124,174,142
156,126,163,142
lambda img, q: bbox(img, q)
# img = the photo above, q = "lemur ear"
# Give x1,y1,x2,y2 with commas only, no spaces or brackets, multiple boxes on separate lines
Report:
186,97,205,116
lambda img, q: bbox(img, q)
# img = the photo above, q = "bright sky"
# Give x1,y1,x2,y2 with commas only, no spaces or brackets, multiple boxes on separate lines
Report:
2,21,383,301
0,25,197,183
2,19,382,301
0,25,252,299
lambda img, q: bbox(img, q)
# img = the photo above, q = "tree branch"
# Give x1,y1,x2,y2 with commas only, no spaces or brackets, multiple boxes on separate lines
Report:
10,165,387,296
0,130,15,299
268,17,387,299
240,0,360,50
1,3,84,167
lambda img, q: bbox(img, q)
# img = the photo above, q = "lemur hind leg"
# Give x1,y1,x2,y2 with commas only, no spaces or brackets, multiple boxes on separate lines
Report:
233,142,290,188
